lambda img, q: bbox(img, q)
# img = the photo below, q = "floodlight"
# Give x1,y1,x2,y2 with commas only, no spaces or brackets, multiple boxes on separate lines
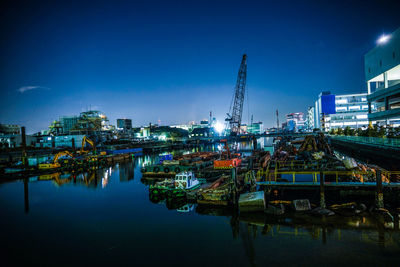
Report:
377,34,390,44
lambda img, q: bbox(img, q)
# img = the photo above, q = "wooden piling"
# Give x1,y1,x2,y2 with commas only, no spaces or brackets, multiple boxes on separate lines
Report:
72,138,76,152
319,171,326,209
231,167,238,205
21,126,27,167
376,170,384,209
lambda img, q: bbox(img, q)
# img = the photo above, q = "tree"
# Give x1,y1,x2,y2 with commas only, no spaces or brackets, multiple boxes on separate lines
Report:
336,127,344,135
343,126,351,136
377,126,386,138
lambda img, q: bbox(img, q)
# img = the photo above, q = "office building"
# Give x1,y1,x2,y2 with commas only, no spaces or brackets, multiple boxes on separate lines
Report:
283,113,305,132
314,91,371,131
365,27,400,126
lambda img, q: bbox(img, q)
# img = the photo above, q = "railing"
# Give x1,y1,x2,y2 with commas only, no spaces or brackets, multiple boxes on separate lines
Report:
329,135,400,148
255,169,400,186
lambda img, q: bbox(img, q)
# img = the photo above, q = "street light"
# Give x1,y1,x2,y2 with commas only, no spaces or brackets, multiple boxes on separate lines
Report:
377,34,390,45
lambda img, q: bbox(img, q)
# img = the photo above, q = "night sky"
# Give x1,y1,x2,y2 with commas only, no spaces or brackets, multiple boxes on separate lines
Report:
1,0,399,133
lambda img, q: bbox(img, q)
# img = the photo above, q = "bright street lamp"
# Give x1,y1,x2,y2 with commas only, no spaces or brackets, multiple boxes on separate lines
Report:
377,34,390,45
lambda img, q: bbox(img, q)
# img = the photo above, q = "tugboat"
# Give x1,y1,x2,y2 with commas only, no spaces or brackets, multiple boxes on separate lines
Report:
149,171,204,199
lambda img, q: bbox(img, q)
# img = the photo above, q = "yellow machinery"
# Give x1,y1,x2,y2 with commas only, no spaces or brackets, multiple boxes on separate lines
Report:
38,151,74,170
38,172,72,186
80,136,96,154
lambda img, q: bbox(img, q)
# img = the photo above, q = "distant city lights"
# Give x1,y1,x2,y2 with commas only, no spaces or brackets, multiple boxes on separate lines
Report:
377,34,390,44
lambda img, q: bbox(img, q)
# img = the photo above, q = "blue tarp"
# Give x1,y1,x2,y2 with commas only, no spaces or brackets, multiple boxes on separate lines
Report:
159,154,173,163
106,148,143,155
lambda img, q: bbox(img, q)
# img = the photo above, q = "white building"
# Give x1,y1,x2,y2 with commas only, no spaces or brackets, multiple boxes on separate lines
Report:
365,27,400,126
306,107,315,131
314,91,372,131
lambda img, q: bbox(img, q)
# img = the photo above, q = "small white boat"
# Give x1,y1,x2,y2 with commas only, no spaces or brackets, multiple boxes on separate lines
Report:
174,171,201,190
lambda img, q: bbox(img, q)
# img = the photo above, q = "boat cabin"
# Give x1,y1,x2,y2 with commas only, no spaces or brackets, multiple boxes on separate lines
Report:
175,171,200,189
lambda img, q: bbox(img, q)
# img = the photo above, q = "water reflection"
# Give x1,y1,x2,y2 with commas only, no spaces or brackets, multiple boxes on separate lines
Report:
1,148,400,266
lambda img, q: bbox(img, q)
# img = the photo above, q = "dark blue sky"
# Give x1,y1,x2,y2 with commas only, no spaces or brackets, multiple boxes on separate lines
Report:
1,0,399,133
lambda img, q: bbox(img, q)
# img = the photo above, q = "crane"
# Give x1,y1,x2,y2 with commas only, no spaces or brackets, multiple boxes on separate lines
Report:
226,54,247,135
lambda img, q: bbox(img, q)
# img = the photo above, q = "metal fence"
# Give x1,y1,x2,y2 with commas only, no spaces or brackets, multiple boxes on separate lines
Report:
255,169,400,186
329,135,400,148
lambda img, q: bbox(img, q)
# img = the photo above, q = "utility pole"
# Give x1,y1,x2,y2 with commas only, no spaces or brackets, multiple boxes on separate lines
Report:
276,109,279,133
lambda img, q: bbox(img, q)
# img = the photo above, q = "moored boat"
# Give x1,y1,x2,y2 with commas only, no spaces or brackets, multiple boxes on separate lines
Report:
197,176,233,206
149,171,204,198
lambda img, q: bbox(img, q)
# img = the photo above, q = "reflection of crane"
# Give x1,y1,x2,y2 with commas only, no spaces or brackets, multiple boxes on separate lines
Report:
80,136,96,154
38,151,74,169
226,54,247,135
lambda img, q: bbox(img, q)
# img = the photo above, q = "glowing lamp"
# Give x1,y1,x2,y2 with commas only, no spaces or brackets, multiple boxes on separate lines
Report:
214,121,224,134
377,34,390,45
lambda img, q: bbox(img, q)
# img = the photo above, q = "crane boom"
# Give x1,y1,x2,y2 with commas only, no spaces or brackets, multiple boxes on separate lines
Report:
227,54,247,135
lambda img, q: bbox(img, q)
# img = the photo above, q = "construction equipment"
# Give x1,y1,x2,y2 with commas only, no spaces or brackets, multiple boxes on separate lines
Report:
80,136,96,154
226,54,247,135
38,151,74,169
214,139,242,169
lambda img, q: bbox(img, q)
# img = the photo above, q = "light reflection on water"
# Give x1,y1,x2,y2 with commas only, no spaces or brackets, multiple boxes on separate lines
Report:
0,146,399,266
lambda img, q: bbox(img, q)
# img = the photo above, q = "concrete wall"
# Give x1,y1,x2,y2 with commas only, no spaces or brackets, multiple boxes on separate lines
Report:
365,27,400,82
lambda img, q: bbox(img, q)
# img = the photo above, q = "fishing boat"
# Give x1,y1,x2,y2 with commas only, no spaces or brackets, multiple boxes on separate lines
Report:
149,171,204,198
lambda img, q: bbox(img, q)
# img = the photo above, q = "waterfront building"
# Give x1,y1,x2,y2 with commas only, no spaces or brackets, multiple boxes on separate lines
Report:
314,91,372,131
172,120,211,133
189,127,215,138
68,110,114,142
0,124,20,135
0,134,37,148
60,116,79,134
35,134,85,148
117,119,132,131
365,27,400,126
247,122,263,134
282,113,305,132
305,107,315,131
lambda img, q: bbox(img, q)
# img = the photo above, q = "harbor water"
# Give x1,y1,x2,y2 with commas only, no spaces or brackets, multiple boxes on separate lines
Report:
1,144,400,266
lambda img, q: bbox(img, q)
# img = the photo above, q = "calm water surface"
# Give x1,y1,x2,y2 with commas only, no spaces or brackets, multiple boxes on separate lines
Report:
1,145,400,266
